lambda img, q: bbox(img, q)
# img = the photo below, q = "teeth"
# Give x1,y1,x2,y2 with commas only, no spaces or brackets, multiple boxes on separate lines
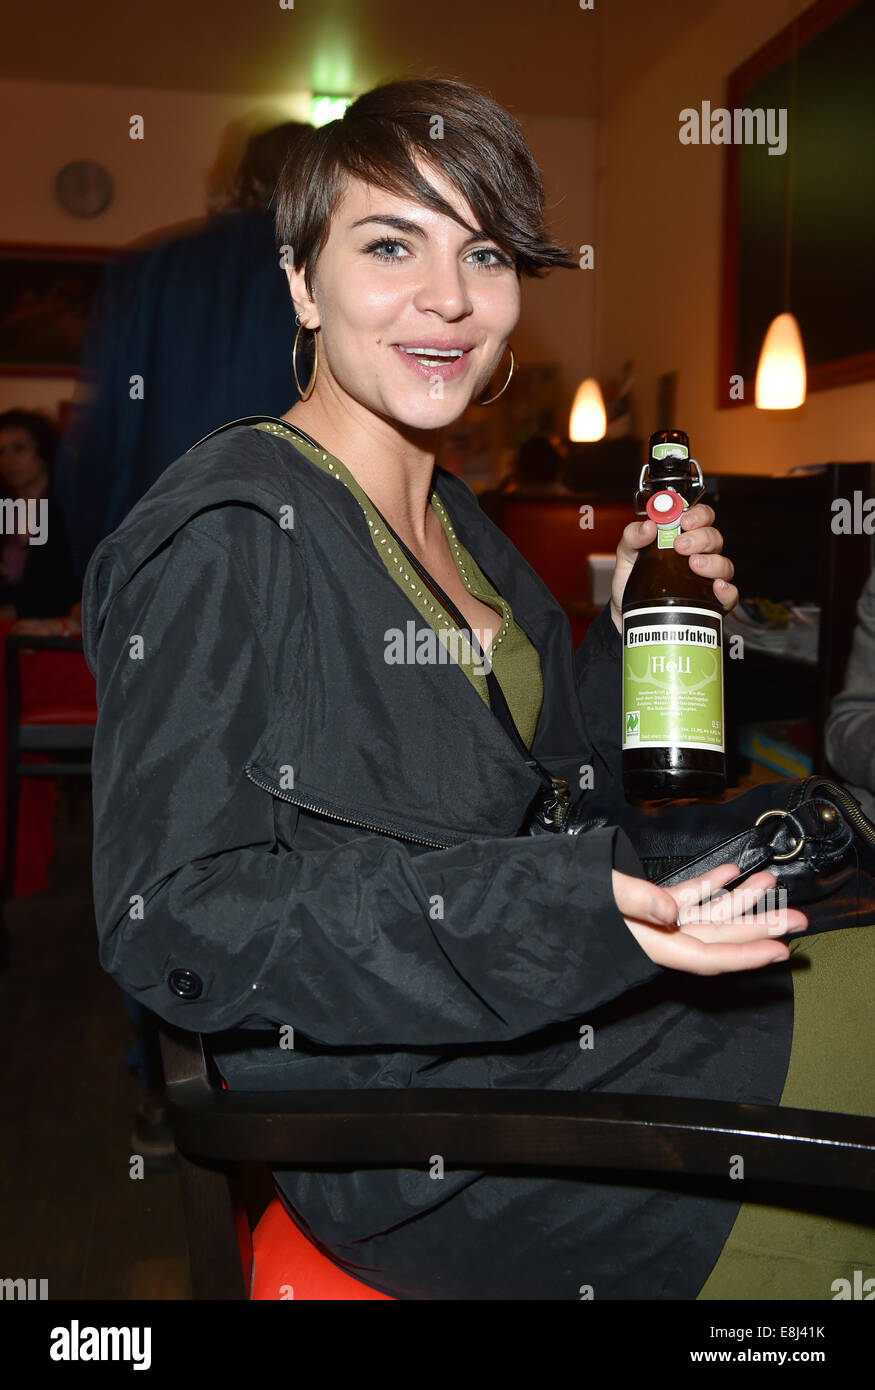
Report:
399,346,464,358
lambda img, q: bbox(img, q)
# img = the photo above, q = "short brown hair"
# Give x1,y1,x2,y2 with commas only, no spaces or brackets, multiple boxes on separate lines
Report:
274,77,577,297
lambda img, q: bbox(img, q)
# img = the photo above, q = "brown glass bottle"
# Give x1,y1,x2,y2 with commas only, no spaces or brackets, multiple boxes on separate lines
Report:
621,429,726,800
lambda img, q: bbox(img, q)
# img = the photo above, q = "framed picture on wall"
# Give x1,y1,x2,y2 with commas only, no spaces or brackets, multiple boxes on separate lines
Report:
0,243,115,376
718,0,875,407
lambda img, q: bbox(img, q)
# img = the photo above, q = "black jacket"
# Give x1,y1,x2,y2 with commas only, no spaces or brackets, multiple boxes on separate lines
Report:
82,423,794,1299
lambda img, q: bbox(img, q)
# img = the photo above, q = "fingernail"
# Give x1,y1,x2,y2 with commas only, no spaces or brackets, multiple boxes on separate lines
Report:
654,898,677,925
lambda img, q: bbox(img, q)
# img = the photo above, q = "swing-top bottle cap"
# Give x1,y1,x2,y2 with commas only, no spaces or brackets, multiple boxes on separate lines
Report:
649,429,689,460
645,489,685,526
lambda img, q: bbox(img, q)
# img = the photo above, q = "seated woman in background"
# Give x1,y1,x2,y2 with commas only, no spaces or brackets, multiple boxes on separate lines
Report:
824,563,875,821
0,410,81,633
499,431,568,494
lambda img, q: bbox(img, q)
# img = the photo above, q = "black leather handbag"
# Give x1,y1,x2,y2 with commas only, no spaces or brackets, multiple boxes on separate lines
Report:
554,773,875,936
357,474,875,938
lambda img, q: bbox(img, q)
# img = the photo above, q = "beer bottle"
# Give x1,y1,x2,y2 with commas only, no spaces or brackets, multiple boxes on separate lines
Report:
621,429,726,800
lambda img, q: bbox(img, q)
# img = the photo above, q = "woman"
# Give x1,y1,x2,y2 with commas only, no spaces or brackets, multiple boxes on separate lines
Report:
82,78,872,1300
0,410,79,626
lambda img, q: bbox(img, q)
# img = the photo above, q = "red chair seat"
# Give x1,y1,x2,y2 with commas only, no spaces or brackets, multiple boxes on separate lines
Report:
250,1197,394,1300
19,703,97,724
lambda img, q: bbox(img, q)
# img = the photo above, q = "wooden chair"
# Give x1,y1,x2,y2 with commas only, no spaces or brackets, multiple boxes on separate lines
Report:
158,1020,875,1301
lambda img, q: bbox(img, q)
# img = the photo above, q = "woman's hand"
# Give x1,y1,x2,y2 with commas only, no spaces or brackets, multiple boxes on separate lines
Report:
612,862,808,974
610,503,739,634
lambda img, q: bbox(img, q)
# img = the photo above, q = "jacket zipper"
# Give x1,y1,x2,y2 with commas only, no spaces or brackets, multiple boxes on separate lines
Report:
803,775,875,849
244,764,458,849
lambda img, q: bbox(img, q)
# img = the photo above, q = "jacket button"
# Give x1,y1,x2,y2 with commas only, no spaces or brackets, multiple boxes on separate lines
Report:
168,968,202,1000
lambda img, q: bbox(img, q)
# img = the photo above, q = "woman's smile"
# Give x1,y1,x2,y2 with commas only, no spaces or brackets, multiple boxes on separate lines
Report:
391,340,475,382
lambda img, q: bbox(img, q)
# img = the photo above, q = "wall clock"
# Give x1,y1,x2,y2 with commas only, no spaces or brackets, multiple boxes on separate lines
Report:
53,161,114,218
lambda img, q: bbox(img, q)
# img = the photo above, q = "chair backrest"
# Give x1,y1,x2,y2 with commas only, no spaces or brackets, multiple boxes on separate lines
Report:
4,634,97,734
498,496,628,601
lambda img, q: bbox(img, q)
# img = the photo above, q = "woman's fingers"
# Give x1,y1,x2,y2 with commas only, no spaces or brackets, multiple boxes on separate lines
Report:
671,866,808,936
612,501,740,621
666,861,742,917
639,929,792,975
612,868,679,925
615,862,808,974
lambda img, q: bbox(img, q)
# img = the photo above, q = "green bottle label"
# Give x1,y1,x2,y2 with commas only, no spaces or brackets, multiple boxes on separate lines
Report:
652,442,689,461
622,605,724,752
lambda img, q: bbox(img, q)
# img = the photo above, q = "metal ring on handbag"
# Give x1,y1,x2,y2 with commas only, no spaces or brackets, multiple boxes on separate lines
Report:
754,808,805,861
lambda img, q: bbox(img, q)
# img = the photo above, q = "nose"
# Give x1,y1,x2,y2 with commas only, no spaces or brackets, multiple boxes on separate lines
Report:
411,250,473,320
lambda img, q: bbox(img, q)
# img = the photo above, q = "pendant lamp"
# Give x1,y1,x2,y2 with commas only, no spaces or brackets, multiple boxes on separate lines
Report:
570,378,608,441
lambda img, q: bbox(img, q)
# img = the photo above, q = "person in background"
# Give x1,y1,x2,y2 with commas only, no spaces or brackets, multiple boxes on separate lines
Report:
50,119,313,1164
499,431,568,494
0,411,79,626
52,119,314,587
824,561,875,821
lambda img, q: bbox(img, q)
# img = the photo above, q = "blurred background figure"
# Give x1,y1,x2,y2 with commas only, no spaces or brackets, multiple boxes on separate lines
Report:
52,119,313,587
0,410,79,623
824,563,875,821
49,117,313,1163
499,432,569,495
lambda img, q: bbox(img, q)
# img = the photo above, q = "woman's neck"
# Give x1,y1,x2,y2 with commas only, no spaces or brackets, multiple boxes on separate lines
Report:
283,396,443,552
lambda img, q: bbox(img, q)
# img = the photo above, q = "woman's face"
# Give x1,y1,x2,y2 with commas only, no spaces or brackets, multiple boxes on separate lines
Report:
0,427,47,494
286,162,521,432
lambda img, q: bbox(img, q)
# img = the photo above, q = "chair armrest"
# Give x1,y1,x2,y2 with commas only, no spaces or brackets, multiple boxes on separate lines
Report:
159,1028,875,1192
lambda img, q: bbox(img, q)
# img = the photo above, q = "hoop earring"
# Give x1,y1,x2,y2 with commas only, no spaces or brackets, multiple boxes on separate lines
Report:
475,344,516,406
292,319,319,401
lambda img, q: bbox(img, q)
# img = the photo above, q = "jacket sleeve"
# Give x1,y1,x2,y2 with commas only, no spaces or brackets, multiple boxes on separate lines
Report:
85,504,663,1048
824,567,875,811
574,600,625,793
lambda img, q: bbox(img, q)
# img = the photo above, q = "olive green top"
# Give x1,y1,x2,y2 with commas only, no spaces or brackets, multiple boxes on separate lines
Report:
252,419,544,748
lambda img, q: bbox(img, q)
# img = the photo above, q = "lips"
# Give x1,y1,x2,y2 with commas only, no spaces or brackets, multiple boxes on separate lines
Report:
394,340,475,352
392,343,473,381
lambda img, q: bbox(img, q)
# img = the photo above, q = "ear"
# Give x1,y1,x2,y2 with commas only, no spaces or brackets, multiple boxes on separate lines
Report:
283,263,320,331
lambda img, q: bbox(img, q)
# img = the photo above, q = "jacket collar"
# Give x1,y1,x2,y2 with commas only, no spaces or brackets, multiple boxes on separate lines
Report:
83,423,592,848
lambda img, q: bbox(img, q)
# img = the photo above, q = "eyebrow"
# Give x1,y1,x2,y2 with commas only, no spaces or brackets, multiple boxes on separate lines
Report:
349,214,491,247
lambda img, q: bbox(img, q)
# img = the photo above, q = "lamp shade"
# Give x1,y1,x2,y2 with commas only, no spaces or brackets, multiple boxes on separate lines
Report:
569,377,607,441
754,312,807,409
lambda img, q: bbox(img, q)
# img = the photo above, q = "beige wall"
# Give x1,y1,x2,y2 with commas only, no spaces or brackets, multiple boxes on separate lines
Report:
0,78,596,428
0,78,310,416
599,0,875,474
510,113,598,424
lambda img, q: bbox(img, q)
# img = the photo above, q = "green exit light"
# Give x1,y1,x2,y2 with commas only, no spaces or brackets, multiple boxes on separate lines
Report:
310,95,352,126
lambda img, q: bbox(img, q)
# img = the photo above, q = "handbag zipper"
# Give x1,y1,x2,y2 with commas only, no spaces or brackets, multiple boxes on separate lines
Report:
802,775,875,849
244,764,458,849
